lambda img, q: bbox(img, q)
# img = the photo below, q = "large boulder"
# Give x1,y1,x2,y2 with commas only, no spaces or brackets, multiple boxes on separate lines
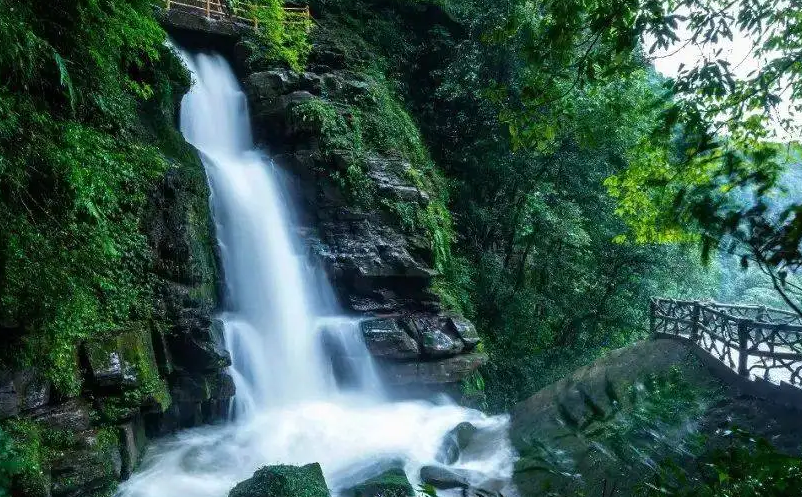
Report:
342,468,413,497
81,330,160,391
0,368,50,419
436,422,478,465
229,464,330,497
405,316,463,358
29,399,91,432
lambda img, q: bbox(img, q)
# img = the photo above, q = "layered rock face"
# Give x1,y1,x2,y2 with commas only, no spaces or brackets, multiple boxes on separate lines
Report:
0,153,232,496
242,66,486,391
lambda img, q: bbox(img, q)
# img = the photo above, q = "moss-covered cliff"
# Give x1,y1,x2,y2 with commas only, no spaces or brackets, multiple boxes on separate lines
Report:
0,2,232,495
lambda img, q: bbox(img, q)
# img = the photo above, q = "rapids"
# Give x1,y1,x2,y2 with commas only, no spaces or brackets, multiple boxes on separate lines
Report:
115,48,516,497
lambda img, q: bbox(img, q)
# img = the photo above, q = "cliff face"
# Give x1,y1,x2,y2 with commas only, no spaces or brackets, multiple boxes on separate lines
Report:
242,61,486,392
0,111,233,497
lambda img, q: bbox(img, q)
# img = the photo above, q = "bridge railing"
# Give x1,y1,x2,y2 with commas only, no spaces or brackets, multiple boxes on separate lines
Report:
650,298,802,388
163,0,311,29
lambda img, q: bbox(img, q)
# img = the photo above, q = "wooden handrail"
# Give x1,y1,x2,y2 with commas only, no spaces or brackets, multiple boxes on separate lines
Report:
163,0,310,28
650,297,802,388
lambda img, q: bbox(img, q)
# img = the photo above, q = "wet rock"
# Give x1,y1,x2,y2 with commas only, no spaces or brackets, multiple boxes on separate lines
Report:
119,418,147,480
363,155,429,205
361,318,420,360
419,466,470,489
343,468,414,497
30,399,91,432
436,422,478,465
406,317,463,358
82,331,157,391
229,463,330,497
446,315,481,351
246,70,301,102
50,430,120,497
157,6,249,39
379,353,488,386
419,466,501,494
166,321,231,374
0,369,50,418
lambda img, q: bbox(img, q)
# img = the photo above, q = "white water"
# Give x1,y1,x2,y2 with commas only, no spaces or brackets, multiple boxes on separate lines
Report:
116,49,515,497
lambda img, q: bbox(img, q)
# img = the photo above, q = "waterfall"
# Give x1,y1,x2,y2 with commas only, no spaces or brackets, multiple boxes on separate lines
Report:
116,49,515,497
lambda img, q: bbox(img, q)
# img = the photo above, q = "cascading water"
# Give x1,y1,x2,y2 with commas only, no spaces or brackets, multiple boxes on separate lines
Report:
116,48,516,497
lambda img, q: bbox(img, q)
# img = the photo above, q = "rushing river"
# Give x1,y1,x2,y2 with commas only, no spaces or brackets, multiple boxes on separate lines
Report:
115,49,516,497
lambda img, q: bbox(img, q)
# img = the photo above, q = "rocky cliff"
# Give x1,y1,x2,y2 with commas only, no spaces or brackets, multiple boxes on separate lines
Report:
0,97,233,497
241,58,486,393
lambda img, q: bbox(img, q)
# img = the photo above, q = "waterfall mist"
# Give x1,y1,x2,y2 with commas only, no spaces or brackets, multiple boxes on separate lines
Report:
116,48,516,497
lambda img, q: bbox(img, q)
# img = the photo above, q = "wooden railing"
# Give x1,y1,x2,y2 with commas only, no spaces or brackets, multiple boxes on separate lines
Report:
651,298,802,388
163,0,311,29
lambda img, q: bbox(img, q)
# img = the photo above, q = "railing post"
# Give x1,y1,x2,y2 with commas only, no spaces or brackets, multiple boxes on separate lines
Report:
206,0,211,17
690,301,701,342
737,319,750,377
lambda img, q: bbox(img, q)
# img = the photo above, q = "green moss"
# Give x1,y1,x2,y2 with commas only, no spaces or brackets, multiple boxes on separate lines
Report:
243,0,313,71
0,420,49,497
0,2,204,396
229,464,330,497
346,468,413,497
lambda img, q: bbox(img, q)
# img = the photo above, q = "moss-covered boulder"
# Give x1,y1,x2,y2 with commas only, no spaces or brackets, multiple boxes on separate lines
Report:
343,468,414,497
228,464,330,497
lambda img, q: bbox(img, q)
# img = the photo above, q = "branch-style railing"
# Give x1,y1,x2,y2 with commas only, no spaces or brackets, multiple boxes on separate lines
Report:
651,298,802,388
163,0,311,29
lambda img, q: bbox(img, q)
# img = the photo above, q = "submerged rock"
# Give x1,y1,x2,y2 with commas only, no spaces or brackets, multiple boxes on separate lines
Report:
342,468,414,497
229,463,330,497
436,422,478,465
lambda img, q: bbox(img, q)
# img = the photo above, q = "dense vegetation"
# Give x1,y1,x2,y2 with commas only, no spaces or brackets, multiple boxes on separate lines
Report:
0,0,195,493
1,0,800,495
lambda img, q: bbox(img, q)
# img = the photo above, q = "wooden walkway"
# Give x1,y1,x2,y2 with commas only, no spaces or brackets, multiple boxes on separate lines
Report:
162,0,310,29
651,298,802,407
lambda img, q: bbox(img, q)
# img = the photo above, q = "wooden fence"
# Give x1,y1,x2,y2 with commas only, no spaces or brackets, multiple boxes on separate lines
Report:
650,298,802,388
163,0,311,29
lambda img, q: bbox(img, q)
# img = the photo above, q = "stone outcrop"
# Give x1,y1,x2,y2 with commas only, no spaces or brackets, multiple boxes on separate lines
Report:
1,143,230,496
242,65,486,389
342,468,414,497
229,464,330,497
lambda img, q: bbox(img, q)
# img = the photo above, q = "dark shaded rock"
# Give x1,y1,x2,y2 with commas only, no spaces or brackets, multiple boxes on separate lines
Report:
343,468,413,497
208,371,236,399
245,70,302,102
379,353,488,386
157,6,249,39
50,430,119,497
82,331,158,391
361,318,420,360
0,369,50,419
419,466,501,494
30,399,91,432
166,322,231,374
419,466,470,489
445,315,481,351
229,464,330,497
119,418,147,480
363,155,429,205
436,422,478,465
405,317,463,358
0,375,17,419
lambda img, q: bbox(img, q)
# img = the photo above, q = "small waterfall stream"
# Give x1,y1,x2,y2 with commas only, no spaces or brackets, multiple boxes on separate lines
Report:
116,49,516,497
